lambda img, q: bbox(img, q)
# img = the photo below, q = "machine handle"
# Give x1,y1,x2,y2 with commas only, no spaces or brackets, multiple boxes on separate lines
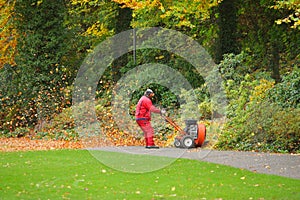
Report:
162,115,186,135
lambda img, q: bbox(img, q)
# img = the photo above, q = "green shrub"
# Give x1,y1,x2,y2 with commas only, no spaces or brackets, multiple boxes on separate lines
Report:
1,127,31,138
267,67,300,108
218,52,253,83
198,99,212,119
217,102,300,153
45,107,75,130
216,69,300,153
25,108,79,141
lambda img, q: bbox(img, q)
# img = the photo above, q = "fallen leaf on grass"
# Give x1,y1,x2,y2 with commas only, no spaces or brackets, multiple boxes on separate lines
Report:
0,138,83,152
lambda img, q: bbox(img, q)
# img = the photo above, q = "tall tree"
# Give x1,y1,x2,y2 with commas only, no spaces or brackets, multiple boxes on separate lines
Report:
273,0,300,29
0,0,17,68
111,0,220,84
13,0,69,127
236,0,298,82
67,0,117,49
111,5,132,82
68,0,128,82
215,0,239,63
112,0,220,29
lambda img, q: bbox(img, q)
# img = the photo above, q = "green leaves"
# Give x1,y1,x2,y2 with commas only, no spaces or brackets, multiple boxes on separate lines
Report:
135,0,219,30
267,67,300,108
217,66,300,153
1,0,73,130
273,0,300,29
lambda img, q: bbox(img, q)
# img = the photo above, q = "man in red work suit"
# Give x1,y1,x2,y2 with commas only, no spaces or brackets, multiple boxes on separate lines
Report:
135,89,165,149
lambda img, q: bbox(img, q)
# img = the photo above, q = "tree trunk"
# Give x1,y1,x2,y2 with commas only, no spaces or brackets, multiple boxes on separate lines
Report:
270,41,281,83
112,6,132,83
215,0,239,63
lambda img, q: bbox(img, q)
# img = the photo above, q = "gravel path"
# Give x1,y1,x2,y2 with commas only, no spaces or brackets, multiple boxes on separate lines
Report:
92,146,300,179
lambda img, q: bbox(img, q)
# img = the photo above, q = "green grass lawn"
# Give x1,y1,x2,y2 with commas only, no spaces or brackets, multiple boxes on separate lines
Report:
1,150,299,200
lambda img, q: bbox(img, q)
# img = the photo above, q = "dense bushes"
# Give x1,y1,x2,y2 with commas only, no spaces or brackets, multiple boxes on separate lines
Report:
268,69,300,108
217,99,300,153
2,50,299,152
216,53,300,153
0,0,75,133
0,106,79,141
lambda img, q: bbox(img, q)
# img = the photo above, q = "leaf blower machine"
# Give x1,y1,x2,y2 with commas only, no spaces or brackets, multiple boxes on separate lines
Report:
162,115,206,148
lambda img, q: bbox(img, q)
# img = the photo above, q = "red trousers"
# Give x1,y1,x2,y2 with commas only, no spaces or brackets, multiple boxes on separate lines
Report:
136,120,155,146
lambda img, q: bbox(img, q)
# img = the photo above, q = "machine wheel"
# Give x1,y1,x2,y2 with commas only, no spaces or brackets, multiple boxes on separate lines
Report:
195,124,206,147
174,138,181,148
182,136,195,148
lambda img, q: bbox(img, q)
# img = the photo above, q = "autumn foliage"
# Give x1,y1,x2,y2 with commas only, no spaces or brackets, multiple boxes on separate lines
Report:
0,0,299,153
0,137,83,152
0,0,17,67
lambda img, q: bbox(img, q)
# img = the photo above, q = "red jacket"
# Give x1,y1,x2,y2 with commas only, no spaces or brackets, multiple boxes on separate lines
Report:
135,96,160,120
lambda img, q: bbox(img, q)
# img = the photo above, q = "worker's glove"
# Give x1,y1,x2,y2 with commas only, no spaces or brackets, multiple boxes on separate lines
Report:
160,108,166,115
